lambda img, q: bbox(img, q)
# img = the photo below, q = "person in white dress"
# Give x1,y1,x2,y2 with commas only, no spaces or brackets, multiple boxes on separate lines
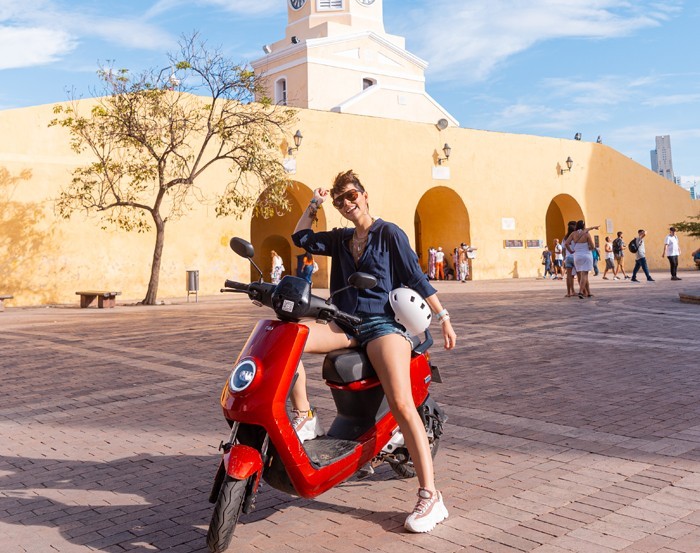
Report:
270,250,284,284
565,220,598,298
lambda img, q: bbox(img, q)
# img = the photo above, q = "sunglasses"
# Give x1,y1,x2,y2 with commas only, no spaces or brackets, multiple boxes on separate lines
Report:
332,189,360,209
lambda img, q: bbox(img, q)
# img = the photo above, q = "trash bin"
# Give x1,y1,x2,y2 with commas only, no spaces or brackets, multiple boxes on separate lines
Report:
186,270,199,303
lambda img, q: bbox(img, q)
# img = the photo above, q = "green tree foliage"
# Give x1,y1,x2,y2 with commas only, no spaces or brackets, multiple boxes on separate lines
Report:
50,33,295,305
673,215,700,238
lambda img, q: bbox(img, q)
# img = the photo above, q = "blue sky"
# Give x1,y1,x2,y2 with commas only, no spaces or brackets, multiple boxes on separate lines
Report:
1,0,699,181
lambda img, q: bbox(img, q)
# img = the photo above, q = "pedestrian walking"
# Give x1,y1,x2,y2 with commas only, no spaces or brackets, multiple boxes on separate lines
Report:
602,236,615,279
592,245,601,276
630,229,654,282
662,227,682,280
270,250,285,285
612,231,629,280
541,247,553,279
458,244,468,282
553,239,564,279
434,246,445,280
565,220,595,298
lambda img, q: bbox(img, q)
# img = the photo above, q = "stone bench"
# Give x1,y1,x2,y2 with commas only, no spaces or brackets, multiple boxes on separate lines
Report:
679,291,700,305
0,294,13,312
76,291,121,309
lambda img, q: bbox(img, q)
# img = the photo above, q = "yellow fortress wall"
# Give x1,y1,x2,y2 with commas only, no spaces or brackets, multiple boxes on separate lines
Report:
0,102,697,306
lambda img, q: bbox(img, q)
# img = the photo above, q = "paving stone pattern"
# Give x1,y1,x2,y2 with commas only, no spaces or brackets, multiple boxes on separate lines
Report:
2,273,700,552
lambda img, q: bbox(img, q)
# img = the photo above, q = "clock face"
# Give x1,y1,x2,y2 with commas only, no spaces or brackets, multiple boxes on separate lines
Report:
356,0,376,5
289,0,306,10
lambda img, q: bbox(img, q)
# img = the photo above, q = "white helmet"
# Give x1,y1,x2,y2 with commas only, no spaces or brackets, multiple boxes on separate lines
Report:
389,287,431,336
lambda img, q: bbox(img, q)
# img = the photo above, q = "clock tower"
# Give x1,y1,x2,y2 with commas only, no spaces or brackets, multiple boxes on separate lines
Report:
251,0,457,126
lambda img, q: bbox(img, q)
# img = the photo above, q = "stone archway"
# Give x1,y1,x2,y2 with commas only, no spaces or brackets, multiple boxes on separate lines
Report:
414,187,470,278
250,182,328,286
545,194,584,250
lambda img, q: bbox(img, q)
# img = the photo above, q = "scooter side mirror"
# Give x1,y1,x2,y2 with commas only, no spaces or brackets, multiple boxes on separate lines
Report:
348,272,377,290
229,237,264,282
230,237,255,259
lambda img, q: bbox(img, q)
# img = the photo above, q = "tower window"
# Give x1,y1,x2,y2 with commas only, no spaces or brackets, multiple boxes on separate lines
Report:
318,0,343,10
362,78,376,89
275,78,287,106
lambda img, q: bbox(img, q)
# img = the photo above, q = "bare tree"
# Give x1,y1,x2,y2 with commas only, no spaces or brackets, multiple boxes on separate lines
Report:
50,33,295,304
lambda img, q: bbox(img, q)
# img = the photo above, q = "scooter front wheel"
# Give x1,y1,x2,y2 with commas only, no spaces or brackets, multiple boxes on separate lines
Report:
206,476,247,553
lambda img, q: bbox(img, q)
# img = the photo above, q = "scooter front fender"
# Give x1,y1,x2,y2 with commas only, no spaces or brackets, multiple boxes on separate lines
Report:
224,444,263,480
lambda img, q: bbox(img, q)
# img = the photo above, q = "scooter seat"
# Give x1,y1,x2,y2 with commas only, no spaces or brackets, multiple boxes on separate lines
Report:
322,348,375,384
322,334,423,384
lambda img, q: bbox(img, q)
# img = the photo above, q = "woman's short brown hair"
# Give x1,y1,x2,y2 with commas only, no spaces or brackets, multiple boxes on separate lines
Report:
331,170,365,197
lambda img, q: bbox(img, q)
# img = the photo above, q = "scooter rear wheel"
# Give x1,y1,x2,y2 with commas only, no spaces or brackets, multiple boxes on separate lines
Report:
389,437,440,479
206,476,247,553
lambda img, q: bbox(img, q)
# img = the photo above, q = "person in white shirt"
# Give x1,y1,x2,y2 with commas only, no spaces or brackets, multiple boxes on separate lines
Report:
662,226,682,281
434,246,445,280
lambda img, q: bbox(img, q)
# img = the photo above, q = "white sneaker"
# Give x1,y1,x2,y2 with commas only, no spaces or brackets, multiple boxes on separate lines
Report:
613,276,620,280
404,488,448,533
291,408,324,443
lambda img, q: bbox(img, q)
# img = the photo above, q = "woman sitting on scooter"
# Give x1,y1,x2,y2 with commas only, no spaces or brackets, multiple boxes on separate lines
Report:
292,169,457,533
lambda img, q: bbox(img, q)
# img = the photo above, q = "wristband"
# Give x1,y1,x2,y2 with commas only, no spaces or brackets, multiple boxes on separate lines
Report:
439,315,451,325
435,308,448,320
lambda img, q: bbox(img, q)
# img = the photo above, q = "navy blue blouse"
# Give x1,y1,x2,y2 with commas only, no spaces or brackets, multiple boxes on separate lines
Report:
292,218,436,315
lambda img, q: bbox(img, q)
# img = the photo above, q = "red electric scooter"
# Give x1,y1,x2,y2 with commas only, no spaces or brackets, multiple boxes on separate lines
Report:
206,238,446,553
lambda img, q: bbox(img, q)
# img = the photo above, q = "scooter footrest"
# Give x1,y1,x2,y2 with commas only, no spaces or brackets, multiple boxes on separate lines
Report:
303,436,357,467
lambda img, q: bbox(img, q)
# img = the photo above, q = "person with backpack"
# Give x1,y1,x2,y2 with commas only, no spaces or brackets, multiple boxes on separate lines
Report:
612,231,629,280
630,229,654,282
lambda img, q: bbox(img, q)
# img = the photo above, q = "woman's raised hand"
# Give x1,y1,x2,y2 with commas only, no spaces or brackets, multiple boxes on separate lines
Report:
313,188,329,205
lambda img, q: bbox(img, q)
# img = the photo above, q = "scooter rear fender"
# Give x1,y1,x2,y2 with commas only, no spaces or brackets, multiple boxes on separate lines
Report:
224,444,263,480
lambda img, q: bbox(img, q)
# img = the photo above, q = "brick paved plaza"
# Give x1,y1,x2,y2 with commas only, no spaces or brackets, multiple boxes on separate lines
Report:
2,272,700,553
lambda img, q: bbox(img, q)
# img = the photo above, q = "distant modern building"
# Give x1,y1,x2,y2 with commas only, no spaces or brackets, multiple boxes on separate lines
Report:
650,135,675,181
676,175,699,199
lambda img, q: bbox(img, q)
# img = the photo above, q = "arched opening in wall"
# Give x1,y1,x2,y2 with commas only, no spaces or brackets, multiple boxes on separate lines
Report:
250,182,328,286
414,186,470,279
545,194,584,251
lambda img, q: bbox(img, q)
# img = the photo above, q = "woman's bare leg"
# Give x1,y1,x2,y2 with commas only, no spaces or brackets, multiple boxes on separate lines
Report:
366,334,435,491
290,321,355,412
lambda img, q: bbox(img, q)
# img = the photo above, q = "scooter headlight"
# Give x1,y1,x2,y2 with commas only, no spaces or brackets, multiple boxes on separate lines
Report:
228,359,257,392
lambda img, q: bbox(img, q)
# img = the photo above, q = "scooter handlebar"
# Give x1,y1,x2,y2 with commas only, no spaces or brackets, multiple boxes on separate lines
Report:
224,280,249,292
223,278,360,327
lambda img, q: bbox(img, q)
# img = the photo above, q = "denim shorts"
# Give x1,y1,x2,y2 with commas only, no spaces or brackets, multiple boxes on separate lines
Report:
564,255,575,269
337,313,413,349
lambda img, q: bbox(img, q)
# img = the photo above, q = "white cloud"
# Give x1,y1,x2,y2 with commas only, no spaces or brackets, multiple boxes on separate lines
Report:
0,0,177,71
401,0,682,83
0,25,75,69
147,0,283,18
75,18,173,51
542,75,649,106
644,93,700,107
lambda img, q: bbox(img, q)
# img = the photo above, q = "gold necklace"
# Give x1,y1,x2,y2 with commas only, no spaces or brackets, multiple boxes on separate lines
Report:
351,218,374,262
352,233,368,261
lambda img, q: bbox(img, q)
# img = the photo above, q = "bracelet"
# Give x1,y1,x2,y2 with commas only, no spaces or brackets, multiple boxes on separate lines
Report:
309,198,321,207
439,315,451,325
435,308,448,320
307,204,318,223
